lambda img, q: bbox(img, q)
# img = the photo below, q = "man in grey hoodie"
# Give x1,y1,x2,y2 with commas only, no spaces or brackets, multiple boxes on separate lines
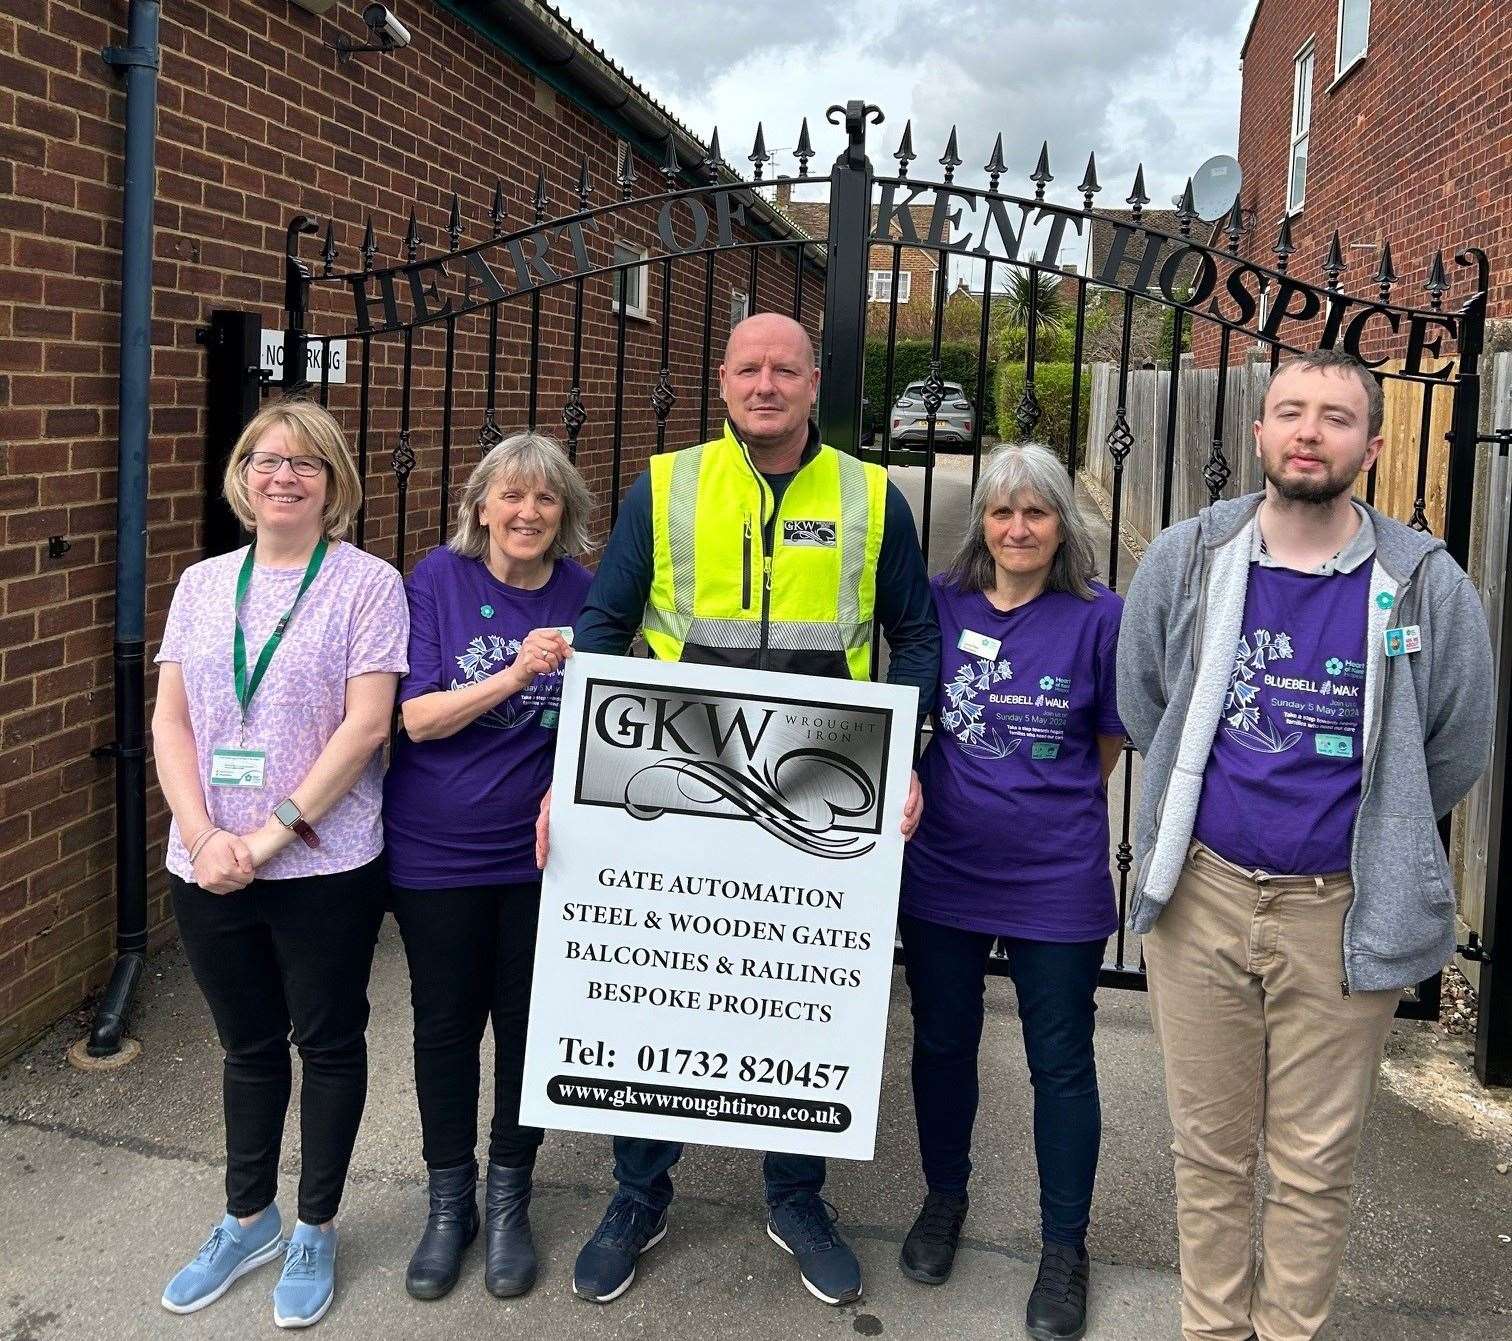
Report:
1117,348,1493,1341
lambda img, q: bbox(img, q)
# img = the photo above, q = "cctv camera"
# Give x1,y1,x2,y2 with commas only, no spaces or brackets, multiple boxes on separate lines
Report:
362,4,411,48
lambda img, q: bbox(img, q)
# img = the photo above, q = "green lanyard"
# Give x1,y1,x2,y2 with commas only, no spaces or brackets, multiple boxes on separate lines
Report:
234,539,329,729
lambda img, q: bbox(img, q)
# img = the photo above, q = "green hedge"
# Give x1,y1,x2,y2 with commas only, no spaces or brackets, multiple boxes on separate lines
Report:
863,340,997,432
994,361,1093,461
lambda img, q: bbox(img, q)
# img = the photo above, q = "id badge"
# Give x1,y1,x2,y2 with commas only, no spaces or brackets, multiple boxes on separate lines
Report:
210,746,267,788
957,628,1001,659
1384,625,1421,657
553,626,575,645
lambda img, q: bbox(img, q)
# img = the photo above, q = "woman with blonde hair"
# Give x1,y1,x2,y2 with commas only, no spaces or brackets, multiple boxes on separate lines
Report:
383,431,593,1301
155,398,408,1327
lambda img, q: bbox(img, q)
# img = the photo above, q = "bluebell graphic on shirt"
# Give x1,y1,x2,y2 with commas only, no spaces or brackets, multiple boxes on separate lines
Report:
940,656,1017,757
1221,624,1364,758
940,653,1079,762
451,632,565,730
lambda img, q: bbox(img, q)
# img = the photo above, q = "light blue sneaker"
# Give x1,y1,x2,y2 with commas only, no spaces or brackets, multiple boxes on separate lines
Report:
161,1206,283,1313
273,1221,338,1328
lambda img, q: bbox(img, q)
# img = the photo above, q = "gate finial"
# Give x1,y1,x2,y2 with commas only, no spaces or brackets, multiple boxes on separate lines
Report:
1426,249,1449,309
447,192,463,251
984,133,1007,193
1221,194,1245,253
702,127,723,180
894,120,916,178
1373,241,1398,302
795,118,814,178
532,169,548,223
1030,141,1052,201
1126,165,1149,218
361,215,377,271
661,132,681,187
489,179,506,236
404,207,420,262
1078,153,1100,210
1272,215,1295,272
321,220,337,276
748,123,770,181
576,156,592,209
939,126,962,184
1321,230,1345,289
617,143,638,199
1175,178,1196,237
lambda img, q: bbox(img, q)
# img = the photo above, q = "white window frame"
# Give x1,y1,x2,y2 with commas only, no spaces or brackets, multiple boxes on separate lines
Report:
868,269,911,304
611,241,649,321
1333,0,1370,80
729,287,749,328
1286,41,1315,217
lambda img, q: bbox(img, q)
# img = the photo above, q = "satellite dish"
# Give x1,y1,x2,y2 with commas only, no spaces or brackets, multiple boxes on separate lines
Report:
1189,155,1243,221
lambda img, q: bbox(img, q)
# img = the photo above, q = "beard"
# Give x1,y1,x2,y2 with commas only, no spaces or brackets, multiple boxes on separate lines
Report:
1263,454,1361,505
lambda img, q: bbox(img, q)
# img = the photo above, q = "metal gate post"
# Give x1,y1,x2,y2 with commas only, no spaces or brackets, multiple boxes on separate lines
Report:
201,309,261,556
817,101,880,455
1476,429,1512,1086
1443,251,1488,567
282,215,319,393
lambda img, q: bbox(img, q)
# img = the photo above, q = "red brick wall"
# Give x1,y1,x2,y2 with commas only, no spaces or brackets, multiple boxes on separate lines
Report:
0,0,820,1058
1193,0,1511,363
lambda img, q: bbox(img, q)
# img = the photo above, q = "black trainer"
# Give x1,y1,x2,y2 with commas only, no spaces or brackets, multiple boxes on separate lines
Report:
1025,1241,1090,1341
898,1191,968,1285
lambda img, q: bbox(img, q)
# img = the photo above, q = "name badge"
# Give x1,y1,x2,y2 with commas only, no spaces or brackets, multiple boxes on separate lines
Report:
210,746,267,788
1384,625,1421,657
957,628,1001,659
1315,733,1354,758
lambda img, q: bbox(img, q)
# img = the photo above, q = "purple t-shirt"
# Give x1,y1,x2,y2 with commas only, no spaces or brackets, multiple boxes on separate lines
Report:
901,576,1125,941
383,547,593,888
1193,562,1371,874
155,541,409,881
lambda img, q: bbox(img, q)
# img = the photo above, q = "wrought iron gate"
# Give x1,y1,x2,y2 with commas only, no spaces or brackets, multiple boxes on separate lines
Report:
222,98,1506,1056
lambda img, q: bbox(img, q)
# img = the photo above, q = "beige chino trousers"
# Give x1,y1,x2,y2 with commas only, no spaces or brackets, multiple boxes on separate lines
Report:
1143,843,1401,1341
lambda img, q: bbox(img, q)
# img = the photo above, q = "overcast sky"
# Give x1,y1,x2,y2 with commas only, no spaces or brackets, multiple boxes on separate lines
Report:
551,0,1254,283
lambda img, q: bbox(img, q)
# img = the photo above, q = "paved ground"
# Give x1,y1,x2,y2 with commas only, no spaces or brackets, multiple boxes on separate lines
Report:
3,454,1509,1339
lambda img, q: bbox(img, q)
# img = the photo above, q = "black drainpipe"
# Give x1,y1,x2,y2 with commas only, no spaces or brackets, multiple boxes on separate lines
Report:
89,0,160,1056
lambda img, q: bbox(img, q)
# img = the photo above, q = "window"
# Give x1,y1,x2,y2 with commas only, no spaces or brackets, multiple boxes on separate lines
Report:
1287,43,1314,215
729,288,749,329
612,241,648,320
1335,0,1370,77
868,269,912,304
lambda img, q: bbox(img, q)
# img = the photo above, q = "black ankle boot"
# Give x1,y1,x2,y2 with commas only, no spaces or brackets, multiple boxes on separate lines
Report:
483,1160,537,1297
1025,1241,1090,1340
899,1190,968,1284
406,1161,480,1300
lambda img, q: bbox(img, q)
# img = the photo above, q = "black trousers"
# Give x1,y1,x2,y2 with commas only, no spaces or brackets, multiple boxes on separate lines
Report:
171,857,386,1226
389,881,544,1170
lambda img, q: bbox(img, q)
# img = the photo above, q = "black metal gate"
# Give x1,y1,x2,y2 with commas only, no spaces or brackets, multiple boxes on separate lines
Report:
219,99,1508,1071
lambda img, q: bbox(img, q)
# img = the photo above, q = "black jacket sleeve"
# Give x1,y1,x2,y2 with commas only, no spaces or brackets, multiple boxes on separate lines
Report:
573,471,653,656
876,481,940,731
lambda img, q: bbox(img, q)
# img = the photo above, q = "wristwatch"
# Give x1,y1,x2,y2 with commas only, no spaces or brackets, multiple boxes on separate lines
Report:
273,797,320,849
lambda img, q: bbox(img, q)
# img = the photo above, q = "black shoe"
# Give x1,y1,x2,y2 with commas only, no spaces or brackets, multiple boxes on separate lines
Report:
1025,1242,1090,1341
766,1195,862,1306
483,1161,537,1298
573,1193,668,1304
406,1161,480,1300
899,1191,968,1285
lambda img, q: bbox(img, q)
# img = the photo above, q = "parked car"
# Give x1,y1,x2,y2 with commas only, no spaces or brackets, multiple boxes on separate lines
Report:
889,381,975,448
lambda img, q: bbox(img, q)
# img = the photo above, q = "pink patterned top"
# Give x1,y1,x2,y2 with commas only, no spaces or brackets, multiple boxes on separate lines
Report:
156,540,409,881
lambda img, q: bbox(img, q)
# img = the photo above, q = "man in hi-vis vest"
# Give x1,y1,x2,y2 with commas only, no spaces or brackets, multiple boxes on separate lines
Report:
544,313,939,1307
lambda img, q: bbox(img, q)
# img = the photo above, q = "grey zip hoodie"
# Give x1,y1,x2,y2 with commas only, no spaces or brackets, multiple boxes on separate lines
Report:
1117,492,1494,993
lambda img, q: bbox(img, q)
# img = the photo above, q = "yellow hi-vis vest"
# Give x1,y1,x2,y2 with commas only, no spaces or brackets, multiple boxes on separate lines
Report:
644,423,888,680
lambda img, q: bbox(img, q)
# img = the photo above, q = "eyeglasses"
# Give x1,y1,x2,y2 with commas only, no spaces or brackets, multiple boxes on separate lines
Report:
246,452,328,478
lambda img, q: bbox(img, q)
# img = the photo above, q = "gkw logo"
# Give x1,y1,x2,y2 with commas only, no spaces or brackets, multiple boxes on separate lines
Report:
575,680,892,860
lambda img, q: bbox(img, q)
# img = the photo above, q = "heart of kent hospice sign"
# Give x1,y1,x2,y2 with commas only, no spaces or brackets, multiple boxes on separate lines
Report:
519,654,918,1159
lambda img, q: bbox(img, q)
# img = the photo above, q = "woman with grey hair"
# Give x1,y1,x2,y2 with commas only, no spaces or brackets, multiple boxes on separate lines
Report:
896,443,1124,1341
382,431,593,1302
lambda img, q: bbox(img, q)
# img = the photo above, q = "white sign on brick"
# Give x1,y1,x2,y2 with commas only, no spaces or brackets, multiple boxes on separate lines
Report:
260,330,348,385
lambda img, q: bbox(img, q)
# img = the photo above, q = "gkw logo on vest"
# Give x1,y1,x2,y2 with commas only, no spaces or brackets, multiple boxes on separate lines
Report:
575,678,894,860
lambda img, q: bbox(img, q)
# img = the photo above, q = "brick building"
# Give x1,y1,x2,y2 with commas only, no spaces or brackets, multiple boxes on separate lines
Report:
1193,0,1510,362
0,0,820,1058
773,181,946,338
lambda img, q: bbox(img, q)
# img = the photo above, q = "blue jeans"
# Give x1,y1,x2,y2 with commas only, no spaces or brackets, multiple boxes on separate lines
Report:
900,912,1106,1248
613,1137,823,1214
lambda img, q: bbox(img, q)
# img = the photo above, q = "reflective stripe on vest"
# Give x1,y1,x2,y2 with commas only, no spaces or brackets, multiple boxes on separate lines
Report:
645,424,887,680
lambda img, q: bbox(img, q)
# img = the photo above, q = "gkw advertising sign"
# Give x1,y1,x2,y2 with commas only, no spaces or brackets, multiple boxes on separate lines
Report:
520,654,917,1159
